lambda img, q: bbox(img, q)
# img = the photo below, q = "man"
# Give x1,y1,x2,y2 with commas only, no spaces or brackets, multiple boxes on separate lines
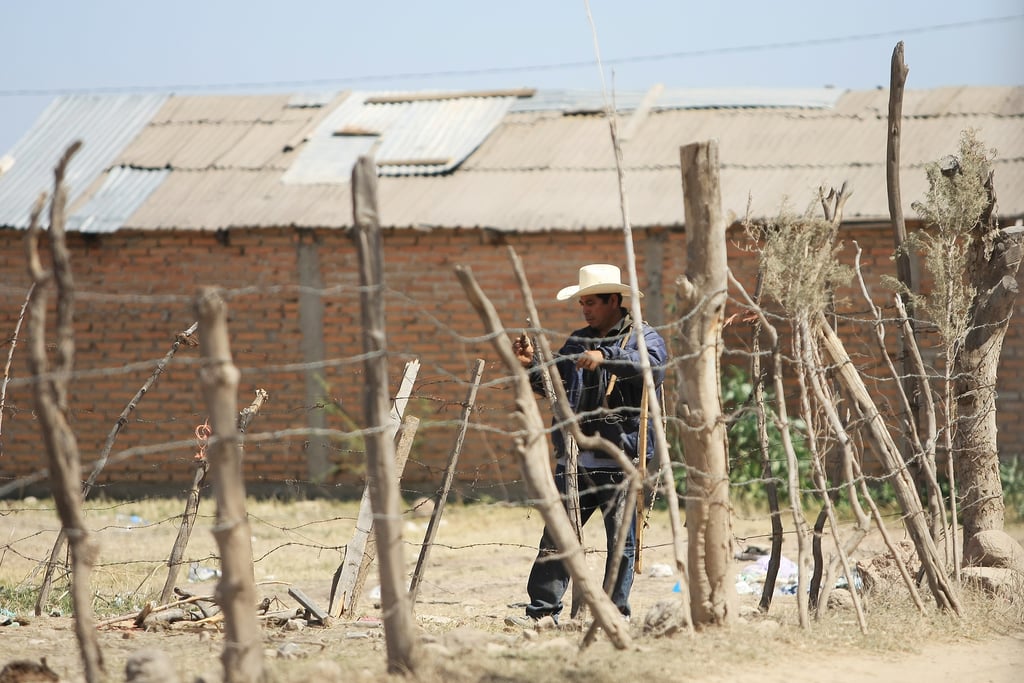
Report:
509,263,667,626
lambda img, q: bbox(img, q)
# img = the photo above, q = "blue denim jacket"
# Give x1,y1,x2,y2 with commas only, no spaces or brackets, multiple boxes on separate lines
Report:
530,314,667,466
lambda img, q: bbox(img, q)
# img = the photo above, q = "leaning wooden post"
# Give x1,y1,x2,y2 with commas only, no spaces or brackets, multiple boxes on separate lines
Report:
676,140,736,627
506,247,588,620
195,288,264,683
344,415,420,618
25,141,105,683
329,360,420,618
352,154,421,675
455,264,632,649
161,389,267,604
38,320,200,614
408,359,485,605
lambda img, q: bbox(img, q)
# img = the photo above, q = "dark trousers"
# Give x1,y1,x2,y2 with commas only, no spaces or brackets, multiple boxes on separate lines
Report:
524,465,636,621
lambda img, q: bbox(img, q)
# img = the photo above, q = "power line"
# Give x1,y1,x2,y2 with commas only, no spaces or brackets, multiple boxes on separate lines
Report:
0,13,1021,97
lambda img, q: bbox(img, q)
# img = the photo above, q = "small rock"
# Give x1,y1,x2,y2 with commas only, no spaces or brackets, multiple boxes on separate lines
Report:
284,618,306,631
827,588,856,611
643,599,689,637
964,530,1024,573
275,642,304,659
0,658,59,682
962,566,1024,601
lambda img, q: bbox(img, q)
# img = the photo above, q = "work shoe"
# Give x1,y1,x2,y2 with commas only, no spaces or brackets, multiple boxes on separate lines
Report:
503,614,536,629
504,614,556,631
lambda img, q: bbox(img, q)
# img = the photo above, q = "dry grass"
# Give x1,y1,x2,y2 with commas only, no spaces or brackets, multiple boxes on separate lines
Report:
1,496,1022,682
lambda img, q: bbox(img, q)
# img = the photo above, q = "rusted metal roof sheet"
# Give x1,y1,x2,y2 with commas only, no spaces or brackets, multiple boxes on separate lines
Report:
0,94,168,228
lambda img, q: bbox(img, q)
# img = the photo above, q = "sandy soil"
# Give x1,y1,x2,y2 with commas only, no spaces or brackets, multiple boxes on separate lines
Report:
1,501,1022,682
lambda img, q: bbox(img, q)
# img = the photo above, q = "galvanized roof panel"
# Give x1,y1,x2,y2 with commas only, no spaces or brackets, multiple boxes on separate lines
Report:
282,91,516,183
66,166,169,233
509,87,844,113
0,94,168,228
7,86,1021,235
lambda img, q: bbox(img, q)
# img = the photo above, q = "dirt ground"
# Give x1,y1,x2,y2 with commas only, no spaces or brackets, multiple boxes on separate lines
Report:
1,499,1022,682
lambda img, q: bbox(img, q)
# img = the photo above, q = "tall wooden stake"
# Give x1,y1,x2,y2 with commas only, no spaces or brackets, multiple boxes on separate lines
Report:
408,359,485,604
25,141,105,683
195,288,264,683
352,154,420,675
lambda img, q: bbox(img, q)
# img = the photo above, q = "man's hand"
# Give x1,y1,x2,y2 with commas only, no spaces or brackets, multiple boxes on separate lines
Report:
575,349,603,371
513,334,534,368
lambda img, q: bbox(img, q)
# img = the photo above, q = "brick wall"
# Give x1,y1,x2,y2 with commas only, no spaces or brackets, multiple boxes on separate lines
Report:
1,224,1021,497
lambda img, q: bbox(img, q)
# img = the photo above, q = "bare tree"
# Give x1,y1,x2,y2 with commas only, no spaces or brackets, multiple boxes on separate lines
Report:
675,140,737,626
911,131,1024,548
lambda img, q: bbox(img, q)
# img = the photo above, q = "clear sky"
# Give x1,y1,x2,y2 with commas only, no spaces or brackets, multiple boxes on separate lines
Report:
1,0,1022,154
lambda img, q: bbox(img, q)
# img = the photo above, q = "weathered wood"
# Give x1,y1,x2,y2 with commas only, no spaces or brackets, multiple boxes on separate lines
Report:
160,389,266,604
506,247,588,621
0,283,33,448
955,179,1024,548
455,264,632,649
195,288,264,683
886,42,944,544
887,41,914,295
408,359,485,604
25,141,105,683
728,270,811,628
38,320,201,613
796,321,868,633
349,415,420,618
816,313,962,615
329,360,419,618
352,154,421,675
288,587,330,624
635,385,649,574
159,455,209,604
676,140,736,627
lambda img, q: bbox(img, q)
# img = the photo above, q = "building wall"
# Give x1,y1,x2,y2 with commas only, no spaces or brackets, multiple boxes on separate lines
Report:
0,224,1021,498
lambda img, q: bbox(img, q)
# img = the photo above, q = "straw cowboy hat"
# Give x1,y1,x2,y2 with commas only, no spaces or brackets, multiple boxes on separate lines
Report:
556,264,644,301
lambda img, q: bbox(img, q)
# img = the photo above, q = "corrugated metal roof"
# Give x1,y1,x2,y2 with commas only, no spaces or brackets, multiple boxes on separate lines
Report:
0,94,168,228
510,87,844,113
282,91,516,182
116,93,344,170
2,86,1020,234
65,166,169,233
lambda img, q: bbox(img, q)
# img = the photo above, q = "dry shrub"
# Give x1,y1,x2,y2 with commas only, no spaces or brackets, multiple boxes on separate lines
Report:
907,127,994,345
745,207,852,319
